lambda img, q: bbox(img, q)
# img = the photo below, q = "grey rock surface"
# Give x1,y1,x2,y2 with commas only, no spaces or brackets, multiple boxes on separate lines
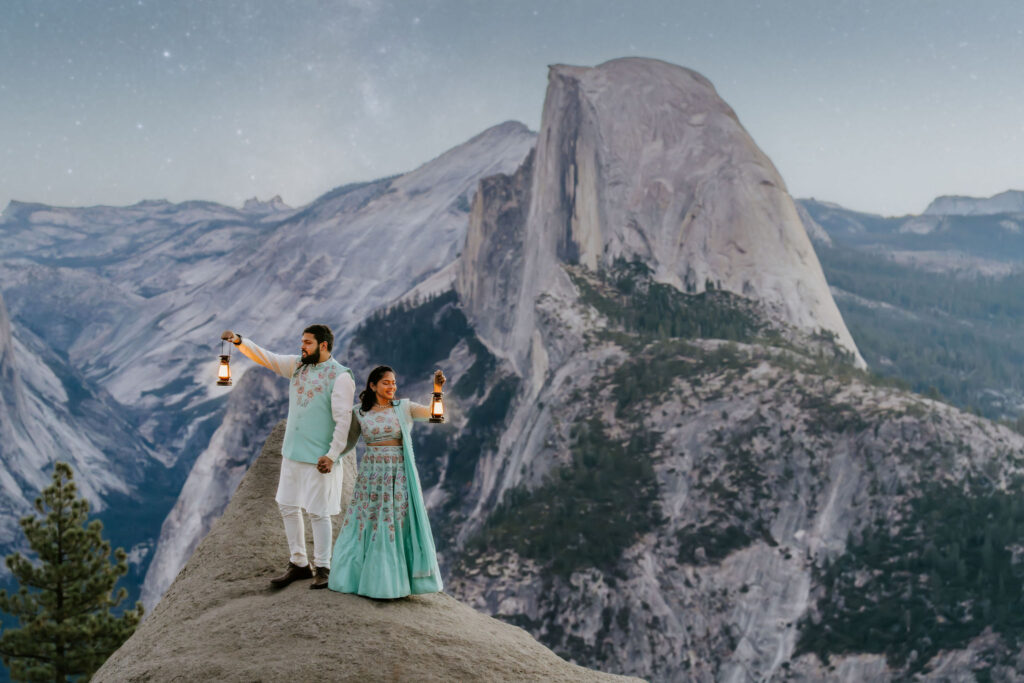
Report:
0,292,20,429
456,58,863,373
456,148,533,363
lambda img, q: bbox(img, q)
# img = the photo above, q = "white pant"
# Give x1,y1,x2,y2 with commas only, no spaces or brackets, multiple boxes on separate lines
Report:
279,504,332,568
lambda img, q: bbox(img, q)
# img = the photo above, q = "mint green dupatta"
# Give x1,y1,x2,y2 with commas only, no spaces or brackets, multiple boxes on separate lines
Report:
393,399,443,592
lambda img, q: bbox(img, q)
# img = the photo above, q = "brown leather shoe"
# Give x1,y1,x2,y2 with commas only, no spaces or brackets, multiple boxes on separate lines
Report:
310,566,330,590
269,562,312,588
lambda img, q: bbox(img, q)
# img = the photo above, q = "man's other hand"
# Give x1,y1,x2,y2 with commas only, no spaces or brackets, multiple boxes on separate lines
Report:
316,456,333,474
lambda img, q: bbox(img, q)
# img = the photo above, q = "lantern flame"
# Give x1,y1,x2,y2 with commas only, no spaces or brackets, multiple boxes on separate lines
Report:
429,392,444,423
217,354,232,386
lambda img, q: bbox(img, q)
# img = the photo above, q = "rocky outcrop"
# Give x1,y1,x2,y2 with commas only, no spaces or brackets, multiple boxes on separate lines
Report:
241,194,293,215
96,422,634,682
456,58,863,373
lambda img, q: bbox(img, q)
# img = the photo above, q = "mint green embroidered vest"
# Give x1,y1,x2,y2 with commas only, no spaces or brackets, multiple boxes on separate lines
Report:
282,357,353,464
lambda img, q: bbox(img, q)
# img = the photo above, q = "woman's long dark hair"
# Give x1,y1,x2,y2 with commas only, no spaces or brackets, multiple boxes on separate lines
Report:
359,365,395,414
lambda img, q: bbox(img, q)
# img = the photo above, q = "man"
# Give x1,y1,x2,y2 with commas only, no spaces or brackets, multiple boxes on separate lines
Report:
223,324,355,589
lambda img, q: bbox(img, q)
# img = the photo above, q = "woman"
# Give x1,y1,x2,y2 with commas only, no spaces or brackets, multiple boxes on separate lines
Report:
328,365,444,598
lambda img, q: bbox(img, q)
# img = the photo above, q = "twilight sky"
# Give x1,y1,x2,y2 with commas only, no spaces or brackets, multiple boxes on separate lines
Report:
1,0,1022,216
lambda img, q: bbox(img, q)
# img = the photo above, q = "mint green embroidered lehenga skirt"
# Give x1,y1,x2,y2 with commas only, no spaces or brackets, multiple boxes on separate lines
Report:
328,445,442,598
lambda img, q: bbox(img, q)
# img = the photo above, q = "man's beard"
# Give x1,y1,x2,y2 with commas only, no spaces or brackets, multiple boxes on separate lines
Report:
300,349,319,365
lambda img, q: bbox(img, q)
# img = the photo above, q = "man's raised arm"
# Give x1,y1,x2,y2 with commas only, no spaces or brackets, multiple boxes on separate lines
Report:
225,331,299,380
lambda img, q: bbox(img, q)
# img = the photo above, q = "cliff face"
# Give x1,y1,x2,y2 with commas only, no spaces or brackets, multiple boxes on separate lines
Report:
0,293,25,547
0,292,21,430
96,423,634,682
455,149,533,362
456,58,863,374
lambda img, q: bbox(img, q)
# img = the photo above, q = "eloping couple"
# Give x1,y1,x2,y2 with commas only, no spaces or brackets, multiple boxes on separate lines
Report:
222,323,443,598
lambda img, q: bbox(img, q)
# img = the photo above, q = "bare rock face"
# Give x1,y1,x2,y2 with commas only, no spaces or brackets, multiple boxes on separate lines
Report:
0,292,25,546
457,58,863,372
0,292,20,423
456,149,534,362
96,422,635,682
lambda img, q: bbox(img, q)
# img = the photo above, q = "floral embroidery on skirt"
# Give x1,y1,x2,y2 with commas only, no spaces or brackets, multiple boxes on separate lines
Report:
342,446,408,542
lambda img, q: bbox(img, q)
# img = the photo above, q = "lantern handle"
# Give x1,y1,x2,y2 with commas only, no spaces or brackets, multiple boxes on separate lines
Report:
433,369,446,392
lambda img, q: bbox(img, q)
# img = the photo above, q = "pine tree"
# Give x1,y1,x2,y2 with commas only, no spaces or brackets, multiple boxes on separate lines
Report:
0,462,143,681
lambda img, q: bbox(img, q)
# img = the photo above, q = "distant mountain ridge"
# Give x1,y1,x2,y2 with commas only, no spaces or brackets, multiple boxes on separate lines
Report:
923,189,1024,216
797,194,1024,420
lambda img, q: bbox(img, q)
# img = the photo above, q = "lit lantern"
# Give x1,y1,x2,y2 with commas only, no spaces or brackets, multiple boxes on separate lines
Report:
429,369,446,423
216,331,233,386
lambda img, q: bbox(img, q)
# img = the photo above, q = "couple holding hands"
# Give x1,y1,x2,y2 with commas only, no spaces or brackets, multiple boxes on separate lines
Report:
223,323,443,598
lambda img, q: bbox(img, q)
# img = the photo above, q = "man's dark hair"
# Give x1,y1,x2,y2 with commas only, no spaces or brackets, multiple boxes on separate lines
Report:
303,324,333,353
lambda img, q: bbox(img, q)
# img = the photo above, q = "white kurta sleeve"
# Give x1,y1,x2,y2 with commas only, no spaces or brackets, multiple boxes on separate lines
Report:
236,336,299,379
325,373,357,462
